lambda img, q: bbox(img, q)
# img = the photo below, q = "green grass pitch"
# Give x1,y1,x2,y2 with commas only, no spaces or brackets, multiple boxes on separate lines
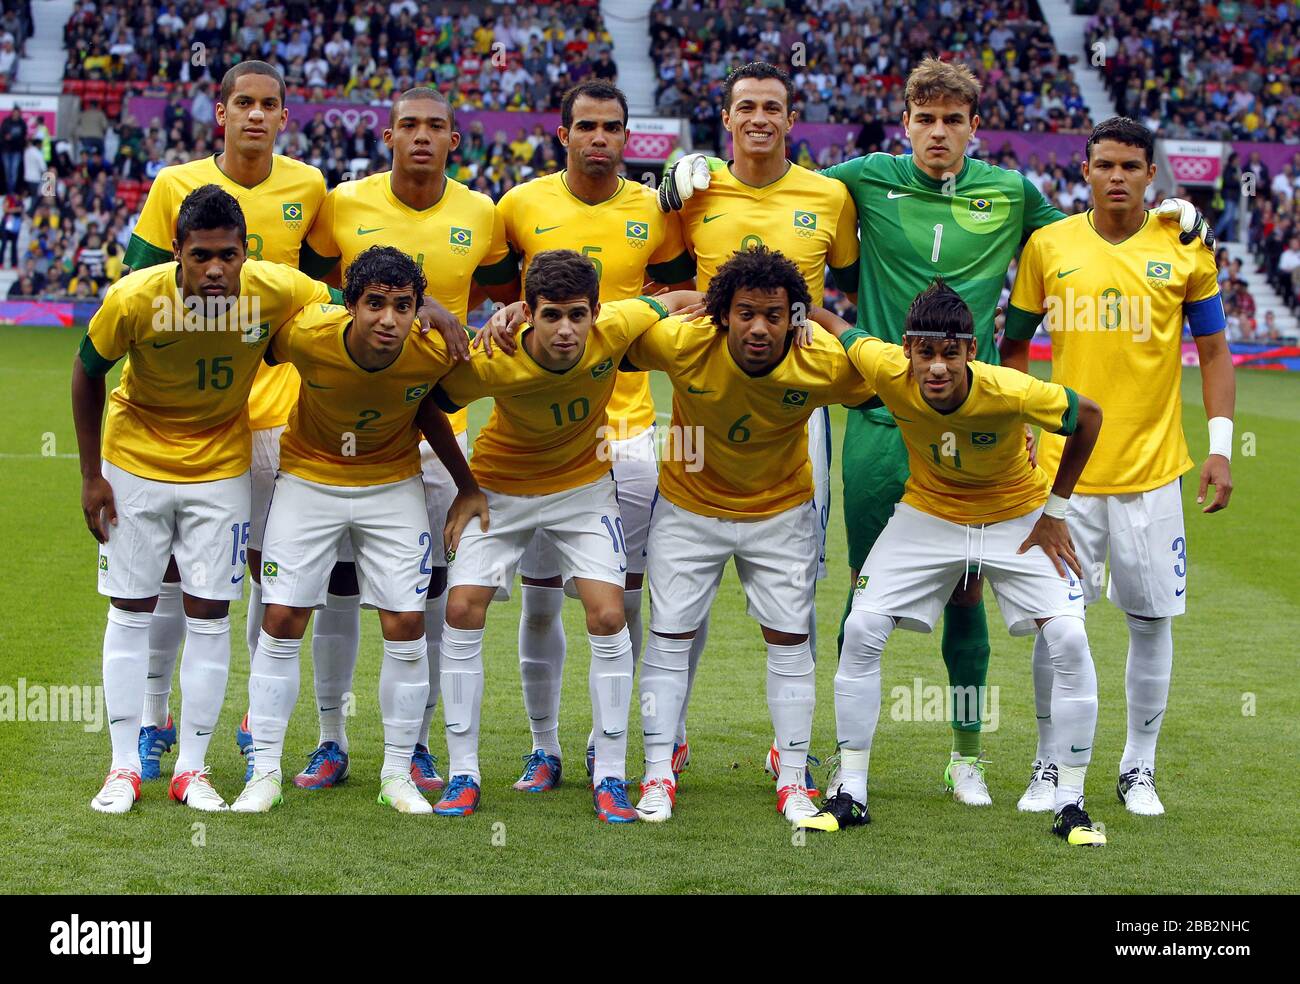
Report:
1,323,1297,894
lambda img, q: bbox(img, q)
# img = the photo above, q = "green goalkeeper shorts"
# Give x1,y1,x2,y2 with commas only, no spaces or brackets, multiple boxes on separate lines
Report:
842,409,911,572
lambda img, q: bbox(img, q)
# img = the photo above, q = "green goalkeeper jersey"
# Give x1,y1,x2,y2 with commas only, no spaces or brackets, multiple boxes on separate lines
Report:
821,152,1064,422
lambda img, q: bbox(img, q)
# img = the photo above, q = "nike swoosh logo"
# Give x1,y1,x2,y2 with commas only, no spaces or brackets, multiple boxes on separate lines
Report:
147,673,163,680
110,717,127,725
254,745,272,753
602,730,625,738
643,731,662,737
415,584,429,595
534,224,562,234
196,730,213,736
152,339,182,349
357,226,385,235
1070,745,1090,753
231,573,245,584
789,739,808,747
618,564,627,573
1144,709,1165,727
1068,592,1084,601
319,706,339,712
1035,714,1051,720
702,214,727,223
306,380,333,390
1057,268,1081,279
686,385,714,394
1175,587,1185,596
886,190,913,199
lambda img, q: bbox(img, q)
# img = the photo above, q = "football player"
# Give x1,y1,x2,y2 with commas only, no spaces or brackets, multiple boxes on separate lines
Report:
1002,117,1234,816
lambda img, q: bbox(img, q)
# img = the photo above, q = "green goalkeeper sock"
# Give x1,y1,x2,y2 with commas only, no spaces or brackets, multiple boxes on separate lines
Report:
942,600,991,758
836,580,855,659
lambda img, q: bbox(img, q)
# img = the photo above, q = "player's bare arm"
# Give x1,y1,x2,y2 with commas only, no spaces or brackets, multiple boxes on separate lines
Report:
414,390,487,556
1019,395,1103,577
1194,329,1236,513
71,356,115,543
475,290,705,357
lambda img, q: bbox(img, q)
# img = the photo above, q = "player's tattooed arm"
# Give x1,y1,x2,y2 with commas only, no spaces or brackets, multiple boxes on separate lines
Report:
415,391,488,555
71,355,115,543
1194,329,1236,513
1019,394,1102,577
417,294,472,362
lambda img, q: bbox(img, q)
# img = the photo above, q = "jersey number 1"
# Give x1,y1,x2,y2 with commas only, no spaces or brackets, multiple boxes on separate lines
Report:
931,224,943,263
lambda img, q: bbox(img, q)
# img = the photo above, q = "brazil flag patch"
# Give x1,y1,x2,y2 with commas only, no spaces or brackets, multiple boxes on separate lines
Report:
1145,260,1171,280
282,203,303,228
405,383,430,402
449,227,472,254
262,561,279,578
971,431,997,448
591,357,614,379
782,388,809,408
625,220,648,240
98,555,108,572
793,210,817,230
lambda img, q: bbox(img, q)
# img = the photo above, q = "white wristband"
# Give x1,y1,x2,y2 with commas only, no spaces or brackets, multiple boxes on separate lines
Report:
1043,493,1069,519
1208,416,1233,460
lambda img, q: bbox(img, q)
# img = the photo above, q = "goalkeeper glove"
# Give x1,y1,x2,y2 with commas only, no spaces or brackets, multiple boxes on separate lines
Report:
658,153,714,212
1154,197,1215,250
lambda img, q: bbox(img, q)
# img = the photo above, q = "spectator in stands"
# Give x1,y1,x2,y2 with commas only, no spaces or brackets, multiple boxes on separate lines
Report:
1,192,21,267
1215,152,1242,242
0,35,18,81
1260,310,1280,341
22,136,44,200
1279,236,1300,299
1,107,27,194
7,274,36,298
74,100,109,157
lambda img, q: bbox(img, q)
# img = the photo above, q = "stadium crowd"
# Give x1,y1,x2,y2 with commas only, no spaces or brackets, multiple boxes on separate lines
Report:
650,0,1094,153
1085,0,1300,144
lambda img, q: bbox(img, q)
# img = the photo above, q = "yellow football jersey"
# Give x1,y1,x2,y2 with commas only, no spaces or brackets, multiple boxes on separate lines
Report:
679,162,860,300
303,172,513,435
626,319,873,519
434,297,668,495
841,329,1078,524
1009,210,1224,493
497,172,694,437
124,154,328,432
79,261,332,483
267,304,457,487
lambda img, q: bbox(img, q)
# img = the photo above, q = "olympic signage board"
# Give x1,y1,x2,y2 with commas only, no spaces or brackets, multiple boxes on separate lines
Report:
1161,140,1224,187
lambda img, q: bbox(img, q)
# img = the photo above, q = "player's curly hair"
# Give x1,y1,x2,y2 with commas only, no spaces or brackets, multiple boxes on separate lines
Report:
175,184,247,249
525,249,601,311
903,277,975,340
343,245,426,309
703,245,812,329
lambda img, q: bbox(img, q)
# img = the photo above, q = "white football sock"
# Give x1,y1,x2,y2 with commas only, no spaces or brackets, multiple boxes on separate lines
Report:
418,591,446,747
834,609,893,803
143,581,184,728
244,577,265,669
380,637,429,778
675,615,709,744
624,588,644,665
1031,629,1056,762
312,592,359,753
103,605,151,773
1121,614,1173,773
173,615,232,775
518,584,565,758
441,622,484,783
248,630,303,778
767,639,816,787
1039,616,1098,810
639,632,692,782
589,626,634,783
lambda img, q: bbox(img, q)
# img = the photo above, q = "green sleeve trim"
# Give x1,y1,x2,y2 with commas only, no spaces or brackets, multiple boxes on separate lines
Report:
839,325,870,351
637,294,669,319
646,250,696,285
263,347,281,367
1054,387,1079,436
619,354,646,372
299,241,340,280
326,286,344,305
830,260,859,293
1004,304,1043,341
471,250,520,287
78,334,117,378
123,234,172,272
432,384,463,414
